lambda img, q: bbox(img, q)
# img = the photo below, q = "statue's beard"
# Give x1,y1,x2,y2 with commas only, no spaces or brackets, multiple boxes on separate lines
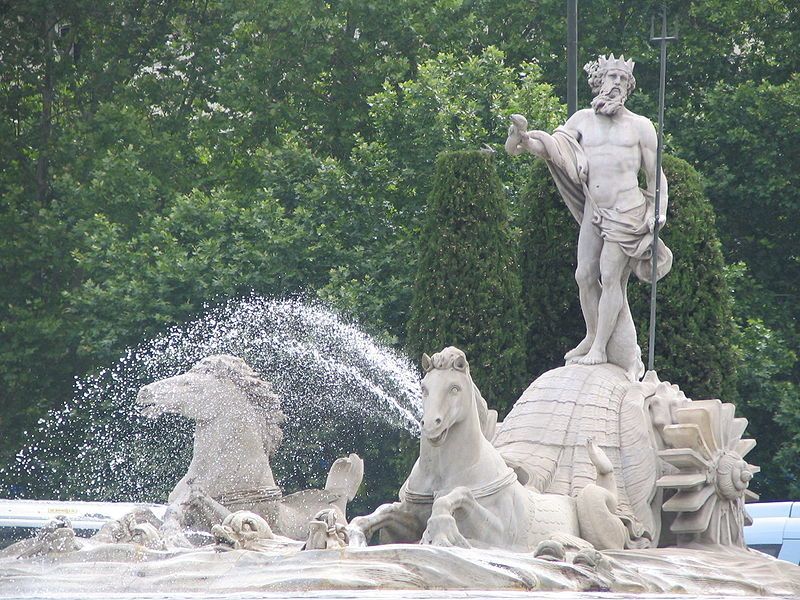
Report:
592,87,627,116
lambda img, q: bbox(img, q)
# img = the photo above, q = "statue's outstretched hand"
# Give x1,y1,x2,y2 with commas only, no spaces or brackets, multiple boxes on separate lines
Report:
510,114,529,133
506,114,533,156
648,214,667,233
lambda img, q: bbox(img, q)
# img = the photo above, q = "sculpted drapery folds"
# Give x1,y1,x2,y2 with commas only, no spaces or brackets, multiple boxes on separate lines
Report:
506,54,672,380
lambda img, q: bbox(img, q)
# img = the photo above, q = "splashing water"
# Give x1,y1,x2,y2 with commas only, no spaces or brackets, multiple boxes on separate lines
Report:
4,296,422,503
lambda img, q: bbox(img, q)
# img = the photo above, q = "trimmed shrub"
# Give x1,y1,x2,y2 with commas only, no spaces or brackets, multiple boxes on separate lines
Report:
407,150,527,415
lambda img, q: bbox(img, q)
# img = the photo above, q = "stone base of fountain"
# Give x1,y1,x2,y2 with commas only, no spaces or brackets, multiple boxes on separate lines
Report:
2,542,799,596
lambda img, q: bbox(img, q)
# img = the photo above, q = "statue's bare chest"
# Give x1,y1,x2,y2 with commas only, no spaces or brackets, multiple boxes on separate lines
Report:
579,117,640,151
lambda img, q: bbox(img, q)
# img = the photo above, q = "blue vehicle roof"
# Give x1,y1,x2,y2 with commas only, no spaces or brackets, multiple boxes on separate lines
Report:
746,501,796,519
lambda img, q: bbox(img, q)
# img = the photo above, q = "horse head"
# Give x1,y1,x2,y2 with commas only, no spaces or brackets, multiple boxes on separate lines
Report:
137,355,285,455
419,347,490,447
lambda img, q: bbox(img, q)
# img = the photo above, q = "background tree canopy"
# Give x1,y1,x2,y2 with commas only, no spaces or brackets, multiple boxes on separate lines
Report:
1,0,797,503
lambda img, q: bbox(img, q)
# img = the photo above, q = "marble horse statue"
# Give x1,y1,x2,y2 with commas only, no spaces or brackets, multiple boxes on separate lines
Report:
347,347,630,553
136,354,364,540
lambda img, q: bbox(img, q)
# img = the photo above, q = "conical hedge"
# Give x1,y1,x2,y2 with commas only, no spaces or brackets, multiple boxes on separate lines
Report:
519,154,739,400
407,150,527,415
517,159,583,379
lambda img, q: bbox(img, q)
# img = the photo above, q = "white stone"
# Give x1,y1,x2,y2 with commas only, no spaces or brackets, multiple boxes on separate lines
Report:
347,348,630,553
506,54,673,380
135,355,364,540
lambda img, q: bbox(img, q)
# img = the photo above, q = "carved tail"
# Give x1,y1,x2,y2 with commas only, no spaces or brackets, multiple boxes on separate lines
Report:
324,453,365,517
587,437,616,493
576,438,627,550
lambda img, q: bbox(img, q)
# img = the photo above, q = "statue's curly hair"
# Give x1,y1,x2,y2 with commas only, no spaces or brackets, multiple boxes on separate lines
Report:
584,57,637,97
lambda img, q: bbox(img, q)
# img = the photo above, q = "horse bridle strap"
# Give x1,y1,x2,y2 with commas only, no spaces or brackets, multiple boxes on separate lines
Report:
400,469,518,504
215,485,283,506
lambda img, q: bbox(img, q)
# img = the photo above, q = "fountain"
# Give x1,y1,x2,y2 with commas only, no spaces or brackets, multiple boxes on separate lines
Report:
3,296,421,505
2,51,800,599
1,340,798,596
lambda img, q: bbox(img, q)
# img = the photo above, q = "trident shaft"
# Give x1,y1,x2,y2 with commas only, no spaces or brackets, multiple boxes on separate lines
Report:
647,5,677,372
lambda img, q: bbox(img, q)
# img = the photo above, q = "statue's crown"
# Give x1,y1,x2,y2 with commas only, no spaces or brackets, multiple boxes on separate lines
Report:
598,53,635,75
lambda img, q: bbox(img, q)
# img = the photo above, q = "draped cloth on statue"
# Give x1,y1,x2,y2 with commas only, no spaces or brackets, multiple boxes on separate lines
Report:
530,127,673,283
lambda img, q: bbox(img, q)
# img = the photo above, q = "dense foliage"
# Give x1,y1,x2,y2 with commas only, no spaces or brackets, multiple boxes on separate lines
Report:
407,151,526,415
517,160,583,379
629,155,740,402
687,76,800,344
1,0,797,501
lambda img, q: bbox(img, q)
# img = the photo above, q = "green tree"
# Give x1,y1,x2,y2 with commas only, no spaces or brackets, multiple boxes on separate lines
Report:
1,0,797,503
0,0,197,463
519,155,740,401
686,76,800,339
317,47,564,341
630,155,739,401
727,264,800,500
407,151,526,414
517,160,583,379
508,2,799,144
64,187,301,365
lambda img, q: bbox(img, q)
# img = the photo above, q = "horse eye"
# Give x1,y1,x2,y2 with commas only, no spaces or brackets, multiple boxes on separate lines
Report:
450,385,459,394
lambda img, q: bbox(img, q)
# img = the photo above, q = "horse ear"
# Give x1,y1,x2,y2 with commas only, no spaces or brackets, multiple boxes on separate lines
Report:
453,355,468,372
421,353,432,372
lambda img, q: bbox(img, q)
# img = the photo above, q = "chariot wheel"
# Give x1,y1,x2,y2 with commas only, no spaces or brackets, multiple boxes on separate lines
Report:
656,399,759,547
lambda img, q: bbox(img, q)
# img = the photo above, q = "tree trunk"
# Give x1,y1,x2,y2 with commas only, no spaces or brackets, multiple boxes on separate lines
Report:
36,10,55,203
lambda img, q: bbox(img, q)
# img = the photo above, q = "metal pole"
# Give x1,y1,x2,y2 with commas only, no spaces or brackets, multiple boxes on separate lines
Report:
567,0,578,116
648,5,677,372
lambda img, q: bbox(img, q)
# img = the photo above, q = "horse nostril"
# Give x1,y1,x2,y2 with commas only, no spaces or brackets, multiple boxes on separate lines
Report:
420,419,425,427
435,418,442,425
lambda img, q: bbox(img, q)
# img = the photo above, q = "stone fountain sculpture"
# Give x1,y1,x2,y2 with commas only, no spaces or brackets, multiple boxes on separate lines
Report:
347,347,632,557
135,354,365,541
506,54,671,381
2,354,364,555
501,53,760,550
2,52,800,597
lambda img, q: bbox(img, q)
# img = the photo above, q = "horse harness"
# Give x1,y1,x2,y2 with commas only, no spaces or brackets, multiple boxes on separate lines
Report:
399,468,518,505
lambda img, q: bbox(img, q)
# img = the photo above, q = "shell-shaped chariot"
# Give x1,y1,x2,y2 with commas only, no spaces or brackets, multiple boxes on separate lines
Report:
492,364,758,548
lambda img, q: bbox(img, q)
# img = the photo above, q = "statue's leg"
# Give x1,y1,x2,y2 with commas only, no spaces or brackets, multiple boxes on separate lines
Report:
578,241,627,365
566,213,603,361
160,506,185,535
325,453,365,519
347,501,425,546
587,438,616,494
576,484,627,550
420,486,503,548
180,489,231,531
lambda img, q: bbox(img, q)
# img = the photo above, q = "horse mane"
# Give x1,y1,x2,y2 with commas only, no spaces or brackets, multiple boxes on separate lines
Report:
472,382,491,438
424,347,492,439
190,355,285,455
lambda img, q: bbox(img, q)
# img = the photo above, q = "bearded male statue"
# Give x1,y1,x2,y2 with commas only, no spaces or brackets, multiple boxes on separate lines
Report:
506,54,672,380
